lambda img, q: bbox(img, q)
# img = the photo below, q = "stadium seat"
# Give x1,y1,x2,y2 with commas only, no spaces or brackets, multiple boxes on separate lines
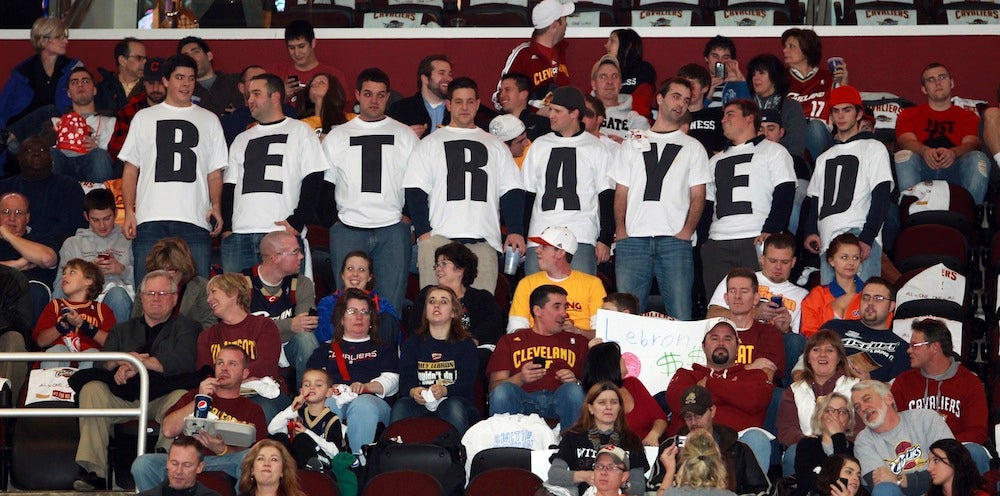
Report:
197,471,237,496
368,0,445,25
380,416,460,444
297,469,340,496
833,0,927,25
899,181,979,248
273,0,359,28
450,2,531,26
466,467,543,496
468,446,532,479
930,0,1000,24
893,224,969,274
109,420,161,490
568,0,623,26
364,470,442,496
630,0,709,25
712,0,799,25
9,401,83,490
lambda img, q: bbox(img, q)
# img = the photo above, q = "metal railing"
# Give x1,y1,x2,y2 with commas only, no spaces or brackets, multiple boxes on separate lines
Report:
0,352,151,456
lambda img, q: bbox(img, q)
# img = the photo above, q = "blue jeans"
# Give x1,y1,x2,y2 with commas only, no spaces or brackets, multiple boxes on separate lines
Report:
872,482,904,496
614,236,693,319
391,396,480,435
330,221,411,314
102,286,133,324
41,345,98,369
221,232,267,274
132,450,247,491
965,442,991,474
805,119,833,164
894,149,990,204
524,243,598,276
781,443,797,477
819,228,882,285
488,381,585,430
324,393,391,454
284,331,319,389
739,427,772,476
50,148,116,182
133,221,212,285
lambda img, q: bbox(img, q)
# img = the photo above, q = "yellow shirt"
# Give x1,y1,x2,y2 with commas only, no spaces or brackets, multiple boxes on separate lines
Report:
507,270,607,332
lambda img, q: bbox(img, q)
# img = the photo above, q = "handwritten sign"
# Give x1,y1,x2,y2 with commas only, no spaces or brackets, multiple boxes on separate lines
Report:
593,309,707,394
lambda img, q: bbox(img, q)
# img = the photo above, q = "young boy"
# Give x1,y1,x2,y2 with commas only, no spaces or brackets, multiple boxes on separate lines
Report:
33,259,116,369
56,188,134,322
268,368,343,469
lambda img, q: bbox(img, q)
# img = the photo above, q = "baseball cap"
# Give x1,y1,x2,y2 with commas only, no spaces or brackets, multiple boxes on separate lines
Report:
489,114,526,142
760,109,782,126
703,317,738,337
679,385,714,416
828,85,863,107
529,226,578,255
143,57,166,82
532,0,575,29
548,86,594,118
596,445,630,470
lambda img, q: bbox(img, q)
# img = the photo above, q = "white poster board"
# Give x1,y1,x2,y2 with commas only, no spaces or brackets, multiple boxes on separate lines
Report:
25,367,77,405
891,316,963,352
593,309,707,394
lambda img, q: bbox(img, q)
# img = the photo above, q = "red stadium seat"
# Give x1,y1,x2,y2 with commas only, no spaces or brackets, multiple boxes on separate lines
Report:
466,468,543,496
363,469,442,496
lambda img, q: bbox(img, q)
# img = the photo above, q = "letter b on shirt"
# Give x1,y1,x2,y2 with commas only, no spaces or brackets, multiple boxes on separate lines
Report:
155,120,199,183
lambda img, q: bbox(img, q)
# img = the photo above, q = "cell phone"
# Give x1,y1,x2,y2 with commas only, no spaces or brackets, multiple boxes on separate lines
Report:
532,357,546,366
675,435,686,447
837,478,849,487
714,62,726,79
770,295,783,308
308,307,318,317
287,74,299,83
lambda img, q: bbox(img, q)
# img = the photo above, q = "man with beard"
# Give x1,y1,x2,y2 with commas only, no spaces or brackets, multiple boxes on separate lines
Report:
108,57,167,164
665,319,774,473
852,379,953,496
794,277,909,383
387,54,453,138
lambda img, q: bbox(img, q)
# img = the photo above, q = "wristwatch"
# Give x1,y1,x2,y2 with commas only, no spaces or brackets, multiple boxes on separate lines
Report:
895,474,904,486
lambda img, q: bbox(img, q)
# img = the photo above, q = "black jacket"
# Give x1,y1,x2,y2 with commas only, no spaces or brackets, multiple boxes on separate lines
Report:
652,425,770,496
95,67,141,114
387,91,497,138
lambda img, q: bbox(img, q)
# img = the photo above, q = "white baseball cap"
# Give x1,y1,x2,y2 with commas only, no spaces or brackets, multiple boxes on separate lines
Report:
532,0,575,29
489,114,526,142
529,226,578,255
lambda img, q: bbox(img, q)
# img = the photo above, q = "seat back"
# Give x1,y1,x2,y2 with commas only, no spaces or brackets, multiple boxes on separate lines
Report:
364,469,443,496
273,0,358,27
297,469,340,496
197,471,237,496
10,401,80,490
466,467,543,496
380,416,460,444
364,442,465,496
893,224,969,273
469,446,532,479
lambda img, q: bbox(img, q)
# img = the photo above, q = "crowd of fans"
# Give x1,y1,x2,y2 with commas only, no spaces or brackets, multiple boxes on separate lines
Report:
0,5,998,496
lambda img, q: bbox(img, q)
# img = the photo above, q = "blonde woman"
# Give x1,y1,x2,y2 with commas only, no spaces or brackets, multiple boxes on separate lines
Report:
0,16,80,137
656,429,737,496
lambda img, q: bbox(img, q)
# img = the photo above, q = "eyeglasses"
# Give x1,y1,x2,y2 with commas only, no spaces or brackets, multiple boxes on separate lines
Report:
910,341,933,348
127,55,148,62
141,290,177,298
923,73,950,85
345,308,371,316
824,407,851,417
432,260,454,269
593,464,624,472
860,294,891,302
0,209,28,217
275,249,301,257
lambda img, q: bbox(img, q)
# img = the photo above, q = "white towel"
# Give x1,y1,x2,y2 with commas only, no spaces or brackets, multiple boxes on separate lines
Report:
332,384,358,407
421,388,444,412
242,377,281,399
